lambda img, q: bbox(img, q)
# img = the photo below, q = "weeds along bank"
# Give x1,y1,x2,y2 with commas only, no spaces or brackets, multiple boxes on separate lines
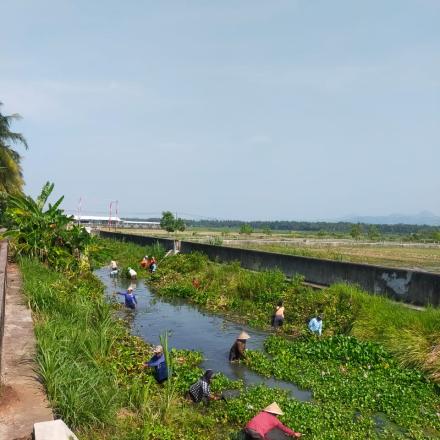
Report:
148,250,440,384
19,258,244,439
101,238,440,439
105,238,440,384
16,231,440,439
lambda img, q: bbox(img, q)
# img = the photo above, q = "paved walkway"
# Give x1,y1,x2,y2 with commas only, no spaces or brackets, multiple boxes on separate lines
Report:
0,263,53,440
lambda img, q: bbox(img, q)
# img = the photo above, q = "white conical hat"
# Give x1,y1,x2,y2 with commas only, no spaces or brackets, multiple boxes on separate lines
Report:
264,402,283,415
238,331,250,340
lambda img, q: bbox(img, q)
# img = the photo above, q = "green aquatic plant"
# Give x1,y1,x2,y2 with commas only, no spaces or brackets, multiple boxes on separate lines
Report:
244,336,440,439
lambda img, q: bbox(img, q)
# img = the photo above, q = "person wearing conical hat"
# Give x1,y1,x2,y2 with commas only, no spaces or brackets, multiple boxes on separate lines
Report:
229,331,250,362
144,345,168,384
243,402,301,439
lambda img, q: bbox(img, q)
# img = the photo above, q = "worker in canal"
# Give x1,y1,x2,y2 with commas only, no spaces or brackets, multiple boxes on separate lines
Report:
188,369,220,403
127,267,137,279
243,402,301,439
229,331,250,362
149,256,157,273
110,260,118,276
140,255,149,269
117,286,137,310
272,300,285,329
308,315,323,336
144,345,168,384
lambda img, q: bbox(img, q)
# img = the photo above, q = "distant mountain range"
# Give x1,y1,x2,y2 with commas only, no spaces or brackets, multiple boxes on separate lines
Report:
343,211,440,226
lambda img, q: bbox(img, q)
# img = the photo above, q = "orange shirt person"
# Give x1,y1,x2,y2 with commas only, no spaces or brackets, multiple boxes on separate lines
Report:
140,255,149,269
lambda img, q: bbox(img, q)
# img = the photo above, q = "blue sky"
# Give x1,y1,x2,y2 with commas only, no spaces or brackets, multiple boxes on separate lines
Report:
1,0,439,220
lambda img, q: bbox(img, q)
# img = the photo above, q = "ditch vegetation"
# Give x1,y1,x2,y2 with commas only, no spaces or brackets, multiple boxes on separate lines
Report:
9,217,440,438
101,238,440,439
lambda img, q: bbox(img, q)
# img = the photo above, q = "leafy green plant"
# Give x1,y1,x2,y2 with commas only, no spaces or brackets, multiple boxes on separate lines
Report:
3,182,97,271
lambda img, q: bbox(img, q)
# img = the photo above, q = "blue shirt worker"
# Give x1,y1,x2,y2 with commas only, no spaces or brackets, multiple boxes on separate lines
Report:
117,286,137,310
145,345,168,384
308,315,323,336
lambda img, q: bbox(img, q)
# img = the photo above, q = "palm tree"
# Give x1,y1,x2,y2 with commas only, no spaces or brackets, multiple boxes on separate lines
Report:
0,101,28,194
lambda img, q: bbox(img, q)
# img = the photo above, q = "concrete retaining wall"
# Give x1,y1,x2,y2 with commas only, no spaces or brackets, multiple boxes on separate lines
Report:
0,240,8,369
100,231,440,307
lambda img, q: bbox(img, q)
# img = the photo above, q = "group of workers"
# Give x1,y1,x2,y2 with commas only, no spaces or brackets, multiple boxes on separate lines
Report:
142,333,301,439
108,259,329,438
140,255,158,272
109,256,158,282
271,300,323,337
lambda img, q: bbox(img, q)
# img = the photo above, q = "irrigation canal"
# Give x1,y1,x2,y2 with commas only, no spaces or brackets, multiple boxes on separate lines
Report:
96,267,312,401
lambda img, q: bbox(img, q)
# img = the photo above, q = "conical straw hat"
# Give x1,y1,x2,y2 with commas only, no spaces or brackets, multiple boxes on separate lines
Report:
238,331,250,340
264,402,283,415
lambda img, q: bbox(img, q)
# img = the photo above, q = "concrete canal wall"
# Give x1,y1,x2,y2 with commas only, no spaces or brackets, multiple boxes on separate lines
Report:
100,231,440,307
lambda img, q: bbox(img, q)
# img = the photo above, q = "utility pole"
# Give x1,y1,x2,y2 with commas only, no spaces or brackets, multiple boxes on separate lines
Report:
115,200,119,231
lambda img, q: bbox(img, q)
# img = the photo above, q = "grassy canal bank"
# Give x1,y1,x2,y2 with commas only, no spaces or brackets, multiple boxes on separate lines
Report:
102,237,440,439
20,237,440,439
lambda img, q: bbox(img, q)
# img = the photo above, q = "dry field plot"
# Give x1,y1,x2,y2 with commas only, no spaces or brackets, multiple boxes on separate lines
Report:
227,242,440,273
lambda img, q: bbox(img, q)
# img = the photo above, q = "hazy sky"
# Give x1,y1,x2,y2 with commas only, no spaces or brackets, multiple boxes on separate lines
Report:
1,0,439,220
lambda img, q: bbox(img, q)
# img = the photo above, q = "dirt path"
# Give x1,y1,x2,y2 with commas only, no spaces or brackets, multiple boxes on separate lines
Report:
0,263,52,440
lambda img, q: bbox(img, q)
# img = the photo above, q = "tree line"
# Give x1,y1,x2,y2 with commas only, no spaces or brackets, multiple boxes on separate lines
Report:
183,219,440,237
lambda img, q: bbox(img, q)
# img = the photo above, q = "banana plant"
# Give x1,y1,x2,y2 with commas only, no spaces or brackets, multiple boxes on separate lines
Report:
2,182,93,271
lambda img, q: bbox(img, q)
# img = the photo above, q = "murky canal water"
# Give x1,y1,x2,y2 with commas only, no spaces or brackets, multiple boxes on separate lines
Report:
96,268,312,401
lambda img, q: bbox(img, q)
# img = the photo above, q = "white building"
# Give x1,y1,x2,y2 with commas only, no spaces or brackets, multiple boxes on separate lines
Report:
72,215,121,226
72,215,160,229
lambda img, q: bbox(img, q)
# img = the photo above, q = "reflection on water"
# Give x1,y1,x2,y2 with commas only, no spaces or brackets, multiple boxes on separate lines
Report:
96,268,312,401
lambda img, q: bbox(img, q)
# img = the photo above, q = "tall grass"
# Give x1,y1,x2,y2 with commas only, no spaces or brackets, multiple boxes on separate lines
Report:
21,258,123,429
348,286,440,382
